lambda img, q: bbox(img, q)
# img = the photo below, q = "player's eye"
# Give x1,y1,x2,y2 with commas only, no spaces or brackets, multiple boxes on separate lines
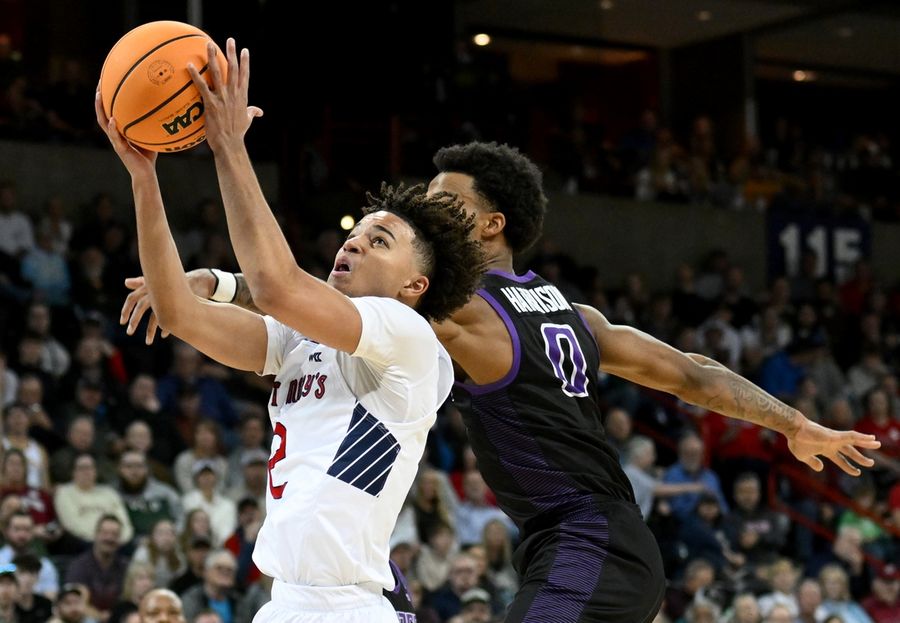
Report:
372,236,388,247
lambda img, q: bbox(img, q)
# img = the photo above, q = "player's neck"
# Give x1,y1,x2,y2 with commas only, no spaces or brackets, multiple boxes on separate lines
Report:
483,246,514,273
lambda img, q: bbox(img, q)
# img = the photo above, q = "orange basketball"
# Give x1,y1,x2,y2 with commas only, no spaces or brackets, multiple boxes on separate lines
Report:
99,21,226,153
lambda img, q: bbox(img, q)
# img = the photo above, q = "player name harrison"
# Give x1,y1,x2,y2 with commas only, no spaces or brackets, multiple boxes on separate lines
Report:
500,285,572,314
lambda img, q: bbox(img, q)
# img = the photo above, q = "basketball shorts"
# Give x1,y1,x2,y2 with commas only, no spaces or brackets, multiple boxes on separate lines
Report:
505,498,666,623
253,580,399,623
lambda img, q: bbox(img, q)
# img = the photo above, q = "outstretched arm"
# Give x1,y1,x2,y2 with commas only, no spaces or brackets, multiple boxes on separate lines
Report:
96,93,266,372
575,304,881,475
186,38,362,353
121,270,262,344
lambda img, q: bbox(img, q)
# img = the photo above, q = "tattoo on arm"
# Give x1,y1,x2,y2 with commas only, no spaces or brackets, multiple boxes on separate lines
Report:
233,274,262,314
701,368,801,436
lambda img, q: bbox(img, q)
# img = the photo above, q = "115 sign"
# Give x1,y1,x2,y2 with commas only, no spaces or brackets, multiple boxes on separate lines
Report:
768,213,870,283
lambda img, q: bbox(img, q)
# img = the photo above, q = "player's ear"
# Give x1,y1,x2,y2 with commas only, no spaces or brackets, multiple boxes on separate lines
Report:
482,211,506,238
403,274,429,299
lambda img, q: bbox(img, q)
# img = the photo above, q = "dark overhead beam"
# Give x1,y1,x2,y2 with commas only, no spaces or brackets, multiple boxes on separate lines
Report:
463,24,655,53
745,0,888,38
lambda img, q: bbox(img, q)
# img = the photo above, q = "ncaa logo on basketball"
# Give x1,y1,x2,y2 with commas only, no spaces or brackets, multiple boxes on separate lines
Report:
147,60,174,86
161,101,203,136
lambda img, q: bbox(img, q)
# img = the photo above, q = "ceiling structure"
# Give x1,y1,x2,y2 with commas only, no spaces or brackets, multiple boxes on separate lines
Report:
458,0,900,77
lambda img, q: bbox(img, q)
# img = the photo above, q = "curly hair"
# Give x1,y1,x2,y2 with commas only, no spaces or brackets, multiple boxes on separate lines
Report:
363,183,484,322
433,142,547,253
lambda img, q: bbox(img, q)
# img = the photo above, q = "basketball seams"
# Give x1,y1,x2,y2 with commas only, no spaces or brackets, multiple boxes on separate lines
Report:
108,33,206,117
121,63,211,141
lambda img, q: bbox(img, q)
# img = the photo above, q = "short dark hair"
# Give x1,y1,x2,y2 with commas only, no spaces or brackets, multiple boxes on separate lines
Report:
433,142,547,253
95,513,122,533
362,183,484,322
11,554,40,573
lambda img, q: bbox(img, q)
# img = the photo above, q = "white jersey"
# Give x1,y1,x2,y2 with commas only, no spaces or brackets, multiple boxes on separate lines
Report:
252,296,452,590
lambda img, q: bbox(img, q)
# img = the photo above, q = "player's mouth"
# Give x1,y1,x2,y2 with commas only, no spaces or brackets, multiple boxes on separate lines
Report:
331,257,353,277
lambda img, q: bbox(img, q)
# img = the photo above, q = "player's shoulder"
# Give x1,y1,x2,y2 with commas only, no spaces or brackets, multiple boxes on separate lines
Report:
352,296,434,334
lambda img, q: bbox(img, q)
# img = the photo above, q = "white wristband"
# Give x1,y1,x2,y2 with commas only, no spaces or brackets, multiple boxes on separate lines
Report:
210,269,237,303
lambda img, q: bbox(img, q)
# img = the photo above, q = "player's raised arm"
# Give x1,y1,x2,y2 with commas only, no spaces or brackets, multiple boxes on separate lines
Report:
95,91,266,372
574,303,881,476
187,38,364,353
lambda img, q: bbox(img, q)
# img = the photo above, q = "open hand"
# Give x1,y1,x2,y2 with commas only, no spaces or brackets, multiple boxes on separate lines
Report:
787,418,880,476
94,90,157,176
121,269,218,344
187,37,263,152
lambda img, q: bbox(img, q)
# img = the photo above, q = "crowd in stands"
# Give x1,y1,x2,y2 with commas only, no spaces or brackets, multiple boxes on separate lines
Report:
2,159,900,623
3,29,900,623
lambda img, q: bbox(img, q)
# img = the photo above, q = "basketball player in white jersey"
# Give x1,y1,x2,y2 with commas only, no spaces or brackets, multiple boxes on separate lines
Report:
94,37,483,623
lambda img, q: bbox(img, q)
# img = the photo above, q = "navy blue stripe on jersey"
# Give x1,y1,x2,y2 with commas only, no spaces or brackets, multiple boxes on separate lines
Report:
327,403,400,496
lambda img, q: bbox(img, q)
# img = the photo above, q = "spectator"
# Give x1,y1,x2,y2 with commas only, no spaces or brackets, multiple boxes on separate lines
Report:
807,526,871,601
818,564,874,623
181,462,236,547
722,473,788,568
603,407,633,459
2,402,50,489
122,420,175,485
415,521,457,592
454,471,514,547
0,566,19,623
131,519,185,589
862,563,900,623
855,388,900,460
847,348,889,402
138,588,185,623
174,420,227,494
108,562,155,623
170,534,211,596
0,448,57,538
179,509,215,557
683,598,720,623
664,559,716,621
427,553,484,623
13,553,53,623
116,450,182,537
22,302,70,379
223,410,267,490
50,584,97,623
412,469,456,544
54,453,134,545
837,481,891,561
21,228,70,305
157,342,237,432
224,450,267,514
796,577,825,623
481,518,517,608
662,432,728,521
763,603,793,623
756,559,800,619
0,180,34,263
727,592,762,623
448,587,492,623
0,511,58,598
222,498,261,590
64,515,130,618
37,196,72,257
179,550,242,623
50,415,115,485
678,492,742,573
622,435,706,520
0,351,18,407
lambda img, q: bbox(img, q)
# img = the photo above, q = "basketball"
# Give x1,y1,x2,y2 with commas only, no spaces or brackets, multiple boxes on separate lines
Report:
99,21,227,153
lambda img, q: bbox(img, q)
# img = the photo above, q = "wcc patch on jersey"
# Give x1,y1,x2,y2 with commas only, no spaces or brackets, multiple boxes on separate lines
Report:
326,403,401,496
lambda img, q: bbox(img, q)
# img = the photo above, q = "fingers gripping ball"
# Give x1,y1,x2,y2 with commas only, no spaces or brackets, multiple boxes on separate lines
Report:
99,21,226,152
